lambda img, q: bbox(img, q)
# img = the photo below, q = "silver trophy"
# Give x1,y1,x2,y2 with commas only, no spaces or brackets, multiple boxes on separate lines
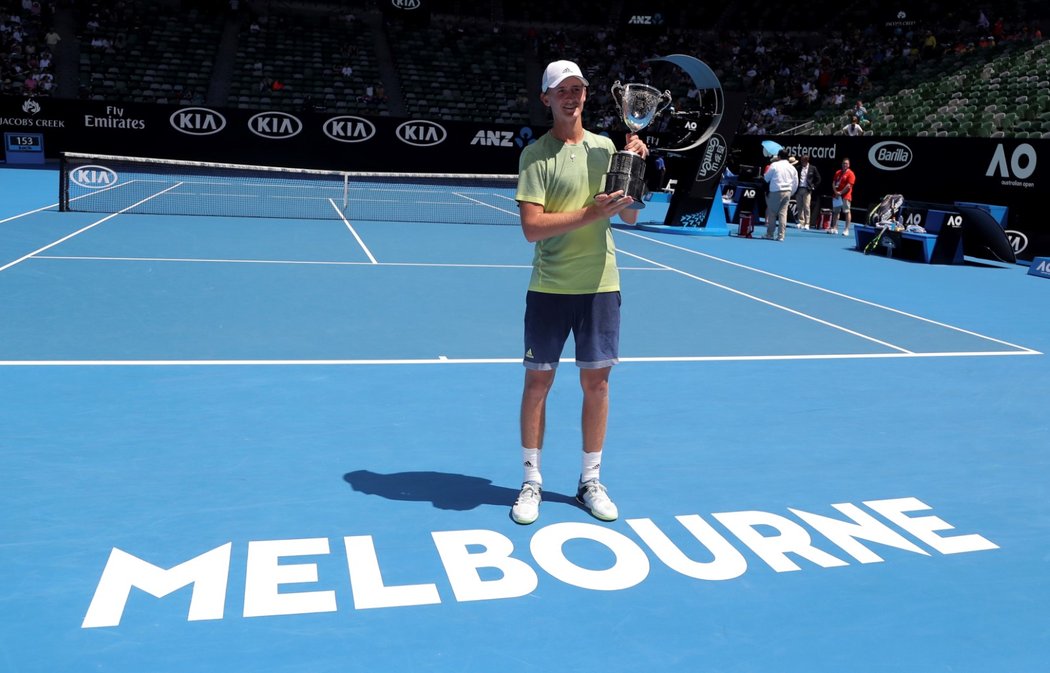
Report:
603,81,672,208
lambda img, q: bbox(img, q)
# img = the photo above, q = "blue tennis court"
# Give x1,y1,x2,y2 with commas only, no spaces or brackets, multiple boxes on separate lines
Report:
2,165,1048,673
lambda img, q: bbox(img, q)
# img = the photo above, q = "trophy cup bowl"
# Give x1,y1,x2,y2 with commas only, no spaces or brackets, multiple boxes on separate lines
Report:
603,81,672,209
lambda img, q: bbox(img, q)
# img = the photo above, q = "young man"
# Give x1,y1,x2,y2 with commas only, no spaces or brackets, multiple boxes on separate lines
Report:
829,158,856,236
511,60,648,525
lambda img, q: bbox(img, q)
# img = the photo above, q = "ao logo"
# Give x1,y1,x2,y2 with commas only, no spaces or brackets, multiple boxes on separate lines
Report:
868,141,913,171
170,107,226,136
396,120,447,147
249,112,302,139
323,116,376,143
986,143,1036,179
70,165,118,189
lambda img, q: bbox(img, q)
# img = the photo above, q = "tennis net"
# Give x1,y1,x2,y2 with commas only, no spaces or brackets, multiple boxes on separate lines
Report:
59,152,521,225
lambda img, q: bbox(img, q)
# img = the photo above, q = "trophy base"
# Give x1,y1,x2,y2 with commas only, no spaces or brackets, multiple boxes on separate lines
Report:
604,150,647,209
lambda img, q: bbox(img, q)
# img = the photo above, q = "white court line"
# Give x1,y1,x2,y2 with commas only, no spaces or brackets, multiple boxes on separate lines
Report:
328,198,378,264
619,228,1038,354
0,179,139,224
618,248,914,353
0,182,185,274
0,351,1039,367
451,191,520,218
29,255,666,272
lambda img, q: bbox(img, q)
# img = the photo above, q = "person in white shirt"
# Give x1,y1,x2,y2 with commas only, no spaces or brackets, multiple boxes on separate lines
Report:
763,149,799,241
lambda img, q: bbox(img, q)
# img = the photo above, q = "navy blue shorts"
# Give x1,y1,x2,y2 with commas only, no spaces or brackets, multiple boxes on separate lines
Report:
523,291,621,370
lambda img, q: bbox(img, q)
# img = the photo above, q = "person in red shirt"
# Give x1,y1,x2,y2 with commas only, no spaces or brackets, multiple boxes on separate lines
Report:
829,158,856,236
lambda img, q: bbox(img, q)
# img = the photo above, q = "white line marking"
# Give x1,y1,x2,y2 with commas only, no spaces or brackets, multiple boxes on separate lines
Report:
451,191,520,218
1,179,139,224
0,183,185,274
619,229,1036,353
617,248,914,353
0,351,1039,367
329,198,378,264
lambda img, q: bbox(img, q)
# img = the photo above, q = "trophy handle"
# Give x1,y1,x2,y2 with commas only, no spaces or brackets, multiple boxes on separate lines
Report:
610,80,624,106
656,90,673,118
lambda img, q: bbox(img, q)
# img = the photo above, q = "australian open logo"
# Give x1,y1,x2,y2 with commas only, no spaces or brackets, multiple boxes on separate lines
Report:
694,133,727,183
249,112,302,139
170,107,226,136
396,120,447,147
70,165,118,189
868,141,913,171
323,116,376,143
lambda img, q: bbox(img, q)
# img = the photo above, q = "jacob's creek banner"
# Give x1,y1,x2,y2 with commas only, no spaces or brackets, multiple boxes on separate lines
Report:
0,95,528,174
735,135,1048,263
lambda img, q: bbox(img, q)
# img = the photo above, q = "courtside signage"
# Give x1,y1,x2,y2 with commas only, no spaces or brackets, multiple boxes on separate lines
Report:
248,112,302,139
323,116,376,143
82,496,997,628
868,141,913,171
396,120,446,147
170,107,227,136
1027,257,1050,279
69,165,118,189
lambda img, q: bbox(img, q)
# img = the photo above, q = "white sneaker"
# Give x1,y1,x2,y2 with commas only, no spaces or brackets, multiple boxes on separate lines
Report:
576,479,618,521
511,481,541,525
843,229,851,236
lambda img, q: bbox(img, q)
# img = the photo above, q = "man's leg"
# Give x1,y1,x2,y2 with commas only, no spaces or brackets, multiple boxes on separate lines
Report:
521,369,555,450
580,367,610,455
512,368,555,525
776,192,790,240
576,366,617,521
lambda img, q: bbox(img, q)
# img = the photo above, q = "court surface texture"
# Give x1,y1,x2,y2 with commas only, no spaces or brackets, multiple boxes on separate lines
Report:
1,166,1048,673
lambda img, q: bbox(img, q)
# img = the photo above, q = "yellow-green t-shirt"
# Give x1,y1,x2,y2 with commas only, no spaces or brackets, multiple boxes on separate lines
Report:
515,130,620,294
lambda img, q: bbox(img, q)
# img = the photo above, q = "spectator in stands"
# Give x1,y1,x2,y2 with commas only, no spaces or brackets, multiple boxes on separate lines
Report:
842,115,864,136
794,153,821,229
763,148,799,241
510,59,647,527
829,158,856,236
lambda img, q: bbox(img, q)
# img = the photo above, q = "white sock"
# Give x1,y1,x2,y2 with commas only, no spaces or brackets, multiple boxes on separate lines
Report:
522,448,541,486
580,451,602,484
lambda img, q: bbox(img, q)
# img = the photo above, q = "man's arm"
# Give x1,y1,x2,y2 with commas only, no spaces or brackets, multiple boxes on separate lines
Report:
520,192,637,242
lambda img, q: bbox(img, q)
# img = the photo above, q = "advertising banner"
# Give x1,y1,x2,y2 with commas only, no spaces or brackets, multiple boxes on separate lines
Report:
732,135,1047,262
0,95,528,175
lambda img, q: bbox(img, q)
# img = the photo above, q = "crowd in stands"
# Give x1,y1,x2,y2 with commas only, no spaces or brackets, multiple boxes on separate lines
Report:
1,0,1047,137
1,0,58,97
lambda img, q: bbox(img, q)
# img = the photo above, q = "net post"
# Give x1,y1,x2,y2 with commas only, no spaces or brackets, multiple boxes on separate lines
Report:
343,173,349,210
58,152,68,212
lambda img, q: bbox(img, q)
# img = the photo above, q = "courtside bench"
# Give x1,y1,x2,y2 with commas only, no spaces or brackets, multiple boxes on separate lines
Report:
853,201,1009,265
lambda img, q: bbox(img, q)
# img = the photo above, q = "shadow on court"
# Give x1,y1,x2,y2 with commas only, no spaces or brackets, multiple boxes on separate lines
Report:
344,470,579,511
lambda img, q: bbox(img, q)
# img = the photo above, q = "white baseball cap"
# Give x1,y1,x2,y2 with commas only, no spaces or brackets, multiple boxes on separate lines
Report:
541,60,589,92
